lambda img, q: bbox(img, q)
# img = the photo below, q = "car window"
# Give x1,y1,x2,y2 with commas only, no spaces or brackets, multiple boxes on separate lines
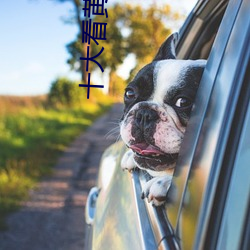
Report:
133,1,231,248
177,0,228,60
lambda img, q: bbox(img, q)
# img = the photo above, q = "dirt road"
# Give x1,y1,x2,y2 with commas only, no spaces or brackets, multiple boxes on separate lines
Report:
0,103,123,250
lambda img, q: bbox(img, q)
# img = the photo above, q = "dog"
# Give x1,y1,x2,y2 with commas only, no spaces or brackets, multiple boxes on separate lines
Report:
120,33,206,206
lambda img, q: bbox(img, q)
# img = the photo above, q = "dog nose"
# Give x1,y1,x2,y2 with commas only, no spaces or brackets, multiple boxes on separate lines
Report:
135,109,159,130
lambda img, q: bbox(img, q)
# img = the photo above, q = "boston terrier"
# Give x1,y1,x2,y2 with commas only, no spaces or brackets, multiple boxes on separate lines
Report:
120,33,206,206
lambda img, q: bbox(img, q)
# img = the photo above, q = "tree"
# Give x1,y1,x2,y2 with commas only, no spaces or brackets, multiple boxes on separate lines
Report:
48,0,90,84
48,1,175,94
66,3,126,92
124,4,172,80
122,5,171,62
108,71,126,99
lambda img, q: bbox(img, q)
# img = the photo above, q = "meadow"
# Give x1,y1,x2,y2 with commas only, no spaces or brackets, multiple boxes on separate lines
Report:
0,94,113,229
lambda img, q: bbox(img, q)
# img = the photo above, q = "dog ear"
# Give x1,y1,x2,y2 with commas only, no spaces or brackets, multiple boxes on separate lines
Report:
153,32,179,61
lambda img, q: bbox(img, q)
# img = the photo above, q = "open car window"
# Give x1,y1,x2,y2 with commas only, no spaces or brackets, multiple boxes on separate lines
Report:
166,0,232,225
135,0,231,247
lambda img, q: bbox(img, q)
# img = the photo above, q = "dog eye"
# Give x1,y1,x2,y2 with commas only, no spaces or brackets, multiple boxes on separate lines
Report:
175,97,192,108
125,89,136,100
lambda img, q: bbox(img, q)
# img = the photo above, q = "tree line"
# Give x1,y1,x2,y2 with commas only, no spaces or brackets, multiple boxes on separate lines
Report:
49,0,178,96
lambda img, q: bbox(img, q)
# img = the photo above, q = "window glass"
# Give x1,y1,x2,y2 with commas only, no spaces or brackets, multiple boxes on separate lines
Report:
216,95,250,249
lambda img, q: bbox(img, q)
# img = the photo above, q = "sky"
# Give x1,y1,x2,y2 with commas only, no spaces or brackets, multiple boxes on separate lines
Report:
0,0,197,96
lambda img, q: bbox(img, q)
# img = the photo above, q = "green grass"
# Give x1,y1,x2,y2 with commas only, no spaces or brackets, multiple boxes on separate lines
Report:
0,95,113,230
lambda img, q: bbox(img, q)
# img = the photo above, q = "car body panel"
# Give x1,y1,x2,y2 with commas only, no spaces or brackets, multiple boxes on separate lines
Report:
92,142,159,250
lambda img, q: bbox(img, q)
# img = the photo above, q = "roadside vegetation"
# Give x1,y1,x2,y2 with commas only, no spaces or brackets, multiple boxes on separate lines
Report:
0,78,113,230
0,0,181,231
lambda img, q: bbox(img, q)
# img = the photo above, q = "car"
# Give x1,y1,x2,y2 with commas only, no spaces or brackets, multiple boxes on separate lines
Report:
85,0,250,249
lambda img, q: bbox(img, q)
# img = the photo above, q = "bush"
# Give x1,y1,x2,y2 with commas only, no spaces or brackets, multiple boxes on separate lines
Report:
48,77,115,108
0,95,113,229
48,77,85,108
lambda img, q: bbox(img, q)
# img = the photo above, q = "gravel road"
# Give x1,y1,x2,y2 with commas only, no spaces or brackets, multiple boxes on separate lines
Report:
0,103,123,250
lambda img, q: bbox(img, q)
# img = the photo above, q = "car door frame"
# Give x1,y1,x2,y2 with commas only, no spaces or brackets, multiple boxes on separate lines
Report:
166,0,250,248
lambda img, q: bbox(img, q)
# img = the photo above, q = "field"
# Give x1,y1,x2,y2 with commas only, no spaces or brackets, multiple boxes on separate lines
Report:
0,95,113,229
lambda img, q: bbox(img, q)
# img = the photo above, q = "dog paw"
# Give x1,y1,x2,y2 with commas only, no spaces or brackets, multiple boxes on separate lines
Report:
121,149,135,172
141,175,172,206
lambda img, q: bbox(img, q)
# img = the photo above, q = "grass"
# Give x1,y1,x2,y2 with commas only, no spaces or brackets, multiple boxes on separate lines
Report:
0,94,113,230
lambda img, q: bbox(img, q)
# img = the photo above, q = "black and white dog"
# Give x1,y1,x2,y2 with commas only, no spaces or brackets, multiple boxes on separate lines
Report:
120,33,206,206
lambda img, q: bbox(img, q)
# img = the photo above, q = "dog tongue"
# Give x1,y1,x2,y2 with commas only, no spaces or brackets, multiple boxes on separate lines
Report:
130,143,163,155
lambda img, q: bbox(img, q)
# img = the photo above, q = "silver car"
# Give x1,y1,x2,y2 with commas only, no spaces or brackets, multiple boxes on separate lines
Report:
85,0,250,249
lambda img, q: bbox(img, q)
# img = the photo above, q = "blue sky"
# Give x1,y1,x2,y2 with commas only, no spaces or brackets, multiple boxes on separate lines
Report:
0,0,78,95
0,0,196,96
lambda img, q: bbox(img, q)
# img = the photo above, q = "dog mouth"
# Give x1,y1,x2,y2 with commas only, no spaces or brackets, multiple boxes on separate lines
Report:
129,143,178,164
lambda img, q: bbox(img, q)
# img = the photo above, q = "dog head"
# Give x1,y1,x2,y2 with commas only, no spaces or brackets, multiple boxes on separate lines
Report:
120,33,206,174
